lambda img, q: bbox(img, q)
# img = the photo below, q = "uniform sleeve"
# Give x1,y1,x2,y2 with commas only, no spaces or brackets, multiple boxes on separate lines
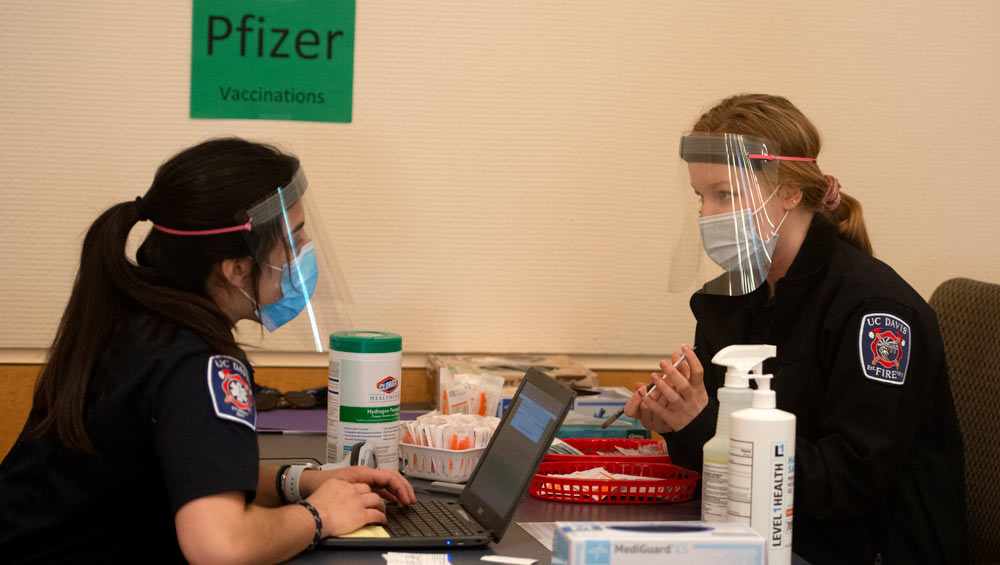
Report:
794,299,942,522
664,327,720,471
153,352,260,513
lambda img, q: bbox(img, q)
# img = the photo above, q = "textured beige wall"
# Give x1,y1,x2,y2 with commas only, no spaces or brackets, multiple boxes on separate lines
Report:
2,1,999,365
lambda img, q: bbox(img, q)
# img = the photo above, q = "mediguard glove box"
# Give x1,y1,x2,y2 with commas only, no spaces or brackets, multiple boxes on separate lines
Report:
552,521,763,565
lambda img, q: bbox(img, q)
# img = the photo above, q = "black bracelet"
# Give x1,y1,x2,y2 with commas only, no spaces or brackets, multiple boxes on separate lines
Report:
297,500,323,552
275,464,291,505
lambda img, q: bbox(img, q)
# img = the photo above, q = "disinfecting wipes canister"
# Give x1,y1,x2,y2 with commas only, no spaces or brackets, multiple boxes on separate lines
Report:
327,331,402,470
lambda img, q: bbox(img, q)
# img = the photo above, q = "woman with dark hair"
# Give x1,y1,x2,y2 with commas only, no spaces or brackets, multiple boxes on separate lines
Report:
624,95,966,564
0,138,414,563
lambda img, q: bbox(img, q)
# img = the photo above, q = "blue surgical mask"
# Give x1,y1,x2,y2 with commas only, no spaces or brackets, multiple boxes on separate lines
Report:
698,189,787,273
241,242,319,331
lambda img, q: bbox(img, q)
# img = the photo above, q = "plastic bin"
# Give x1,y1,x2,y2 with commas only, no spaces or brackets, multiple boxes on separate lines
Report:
529,460,699,504
398,443,485,483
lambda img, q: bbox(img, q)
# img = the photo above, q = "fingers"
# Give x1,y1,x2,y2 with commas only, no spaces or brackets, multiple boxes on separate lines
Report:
369,469,416,505
634,386,671,433
640,391,672,426
361,492,386,513
659,352,681,372
682,345,705,388
658,346,703,402
661,368,694,403
364,508,388,525
344,468,417,505
377,487,400,504
624,385,645,418
648,372,683,406
353,482,373,494
660,352,686,379
382,471,416,505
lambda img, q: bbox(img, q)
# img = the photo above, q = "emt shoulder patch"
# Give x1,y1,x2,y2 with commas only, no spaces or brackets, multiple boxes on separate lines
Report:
206,355,256,430
858,312,911,386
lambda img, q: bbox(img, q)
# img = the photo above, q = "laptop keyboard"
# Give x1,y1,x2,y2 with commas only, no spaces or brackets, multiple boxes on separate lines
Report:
385,500,476,538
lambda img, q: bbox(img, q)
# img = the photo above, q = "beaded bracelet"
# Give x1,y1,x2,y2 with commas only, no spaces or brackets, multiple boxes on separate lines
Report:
297,500,323,551
275,464,291,505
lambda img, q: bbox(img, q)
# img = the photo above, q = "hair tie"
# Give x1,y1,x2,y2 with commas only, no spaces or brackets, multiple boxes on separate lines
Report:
134,196,149,222
822,175,842,212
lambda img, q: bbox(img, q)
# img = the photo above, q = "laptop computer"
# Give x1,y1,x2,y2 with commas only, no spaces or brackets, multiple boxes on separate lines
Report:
321,367,576,548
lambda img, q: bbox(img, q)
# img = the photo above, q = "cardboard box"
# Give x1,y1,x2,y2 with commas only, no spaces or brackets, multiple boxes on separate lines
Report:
552,521,763,565
427,354,598,409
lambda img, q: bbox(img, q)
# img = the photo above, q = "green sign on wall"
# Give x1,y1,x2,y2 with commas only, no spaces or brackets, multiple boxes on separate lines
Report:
191,0,355,123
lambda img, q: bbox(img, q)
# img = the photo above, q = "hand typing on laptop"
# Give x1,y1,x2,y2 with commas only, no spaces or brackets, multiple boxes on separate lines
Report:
300,466,417,508
308,479,390,536
301,467,417,536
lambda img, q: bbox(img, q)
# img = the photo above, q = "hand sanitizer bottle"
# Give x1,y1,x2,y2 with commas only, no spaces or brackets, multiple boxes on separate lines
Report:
728,365,796,565
701,345,774,522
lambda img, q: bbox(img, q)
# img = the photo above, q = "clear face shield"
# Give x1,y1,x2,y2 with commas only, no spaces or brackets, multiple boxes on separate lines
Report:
237,166,354,352
667,132,790,297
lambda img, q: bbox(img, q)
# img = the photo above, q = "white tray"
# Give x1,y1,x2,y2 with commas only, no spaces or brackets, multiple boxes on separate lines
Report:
398,443,485,484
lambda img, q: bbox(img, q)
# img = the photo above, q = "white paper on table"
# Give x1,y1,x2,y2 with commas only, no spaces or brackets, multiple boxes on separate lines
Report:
481,555,537,565
382,552,451,565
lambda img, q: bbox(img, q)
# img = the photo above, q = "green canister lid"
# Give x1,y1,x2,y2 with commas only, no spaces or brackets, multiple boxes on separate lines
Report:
330,331,402,353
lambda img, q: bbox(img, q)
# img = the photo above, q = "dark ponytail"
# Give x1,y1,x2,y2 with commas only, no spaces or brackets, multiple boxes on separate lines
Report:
30,138,297,453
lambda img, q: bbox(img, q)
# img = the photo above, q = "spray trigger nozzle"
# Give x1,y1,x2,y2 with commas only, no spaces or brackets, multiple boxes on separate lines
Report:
712,344,776,388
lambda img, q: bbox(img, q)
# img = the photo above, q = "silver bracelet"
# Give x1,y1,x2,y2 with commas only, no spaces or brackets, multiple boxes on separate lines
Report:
283,463,317,503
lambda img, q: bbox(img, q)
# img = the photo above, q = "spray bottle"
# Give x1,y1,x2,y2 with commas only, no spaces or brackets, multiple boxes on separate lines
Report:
701,344,775,522
728,357,795,565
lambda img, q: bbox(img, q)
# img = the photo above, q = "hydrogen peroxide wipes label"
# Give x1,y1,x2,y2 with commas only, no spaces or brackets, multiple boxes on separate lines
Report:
328,357,400,470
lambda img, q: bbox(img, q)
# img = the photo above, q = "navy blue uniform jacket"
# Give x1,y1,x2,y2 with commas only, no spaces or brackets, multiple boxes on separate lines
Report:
666,218,966,564
0,322,259,563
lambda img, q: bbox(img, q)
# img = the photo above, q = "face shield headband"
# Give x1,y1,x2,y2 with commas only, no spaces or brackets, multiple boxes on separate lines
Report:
146,166,308,238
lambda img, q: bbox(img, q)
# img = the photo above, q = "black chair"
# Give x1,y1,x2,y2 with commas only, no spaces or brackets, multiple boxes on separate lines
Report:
930,277,1000,563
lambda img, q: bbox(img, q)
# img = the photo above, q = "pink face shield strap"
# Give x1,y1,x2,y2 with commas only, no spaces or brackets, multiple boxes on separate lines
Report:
747,154,818,163
152,219,253,236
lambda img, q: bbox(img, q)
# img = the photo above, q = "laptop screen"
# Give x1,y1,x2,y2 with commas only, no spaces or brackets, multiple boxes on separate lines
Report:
458,369,575,541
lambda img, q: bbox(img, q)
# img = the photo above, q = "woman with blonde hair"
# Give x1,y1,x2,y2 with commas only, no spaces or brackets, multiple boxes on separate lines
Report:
626,94,966,564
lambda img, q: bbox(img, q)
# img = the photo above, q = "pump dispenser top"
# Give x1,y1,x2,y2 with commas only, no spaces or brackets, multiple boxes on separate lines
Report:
749,372,776,408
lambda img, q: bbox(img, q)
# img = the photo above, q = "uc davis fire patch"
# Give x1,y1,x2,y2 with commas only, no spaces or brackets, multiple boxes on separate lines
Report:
206,355,256,430
858,313,911,386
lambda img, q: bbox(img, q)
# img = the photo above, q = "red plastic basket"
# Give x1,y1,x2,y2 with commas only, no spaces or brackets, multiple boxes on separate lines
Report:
544,438,670,463
530,460,699,504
